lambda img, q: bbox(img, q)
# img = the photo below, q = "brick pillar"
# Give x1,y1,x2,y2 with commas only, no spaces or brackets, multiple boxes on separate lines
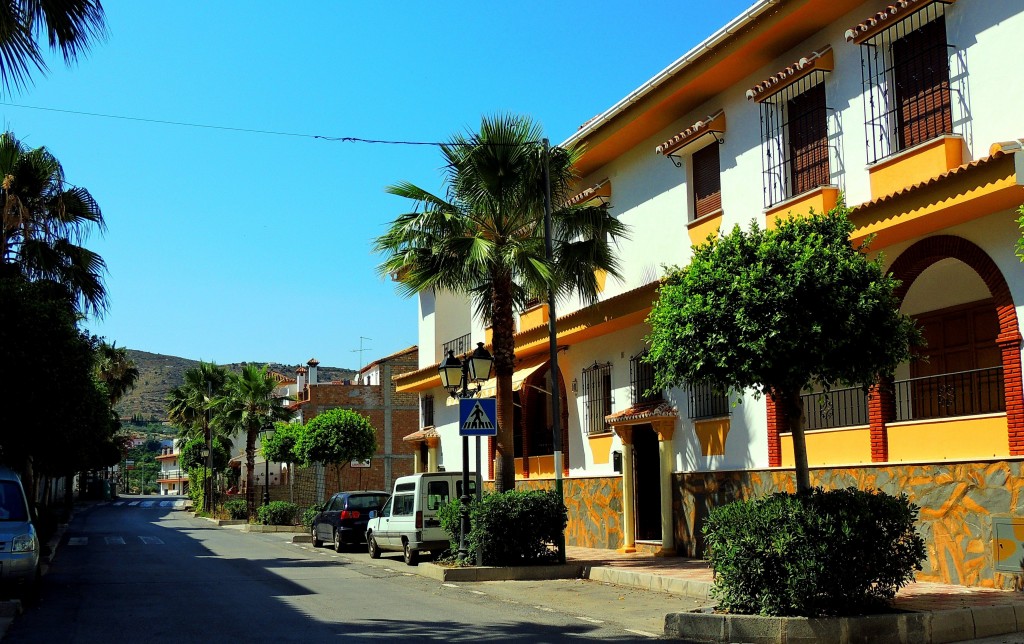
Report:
766,394,784,467
488,436,495,480
868,380,894,463
999,334,1024,455
520,386,531,478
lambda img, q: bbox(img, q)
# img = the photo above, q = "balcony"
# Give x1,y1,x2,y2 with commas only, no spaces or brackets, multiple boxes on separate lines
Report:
894,367,1004,422
442,333,472,358
801,386,869,431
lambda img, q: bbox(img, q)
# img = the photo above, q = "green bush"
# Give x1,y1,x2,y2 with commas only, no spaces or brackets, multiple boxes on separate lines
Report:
300,505,321,529
187,467,207,513
224,499,248,520
437,498,464,555
702,487,926,617
444,490,566,566
257,501,298,526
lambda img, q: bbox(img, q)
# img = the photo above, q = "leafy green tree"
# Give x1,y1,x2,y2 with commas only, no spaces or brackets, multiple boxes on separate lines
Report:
262,421,301,464
0,0,107,95
375,113,628,491
296,408,376,499
1016,205,1023,263
646,207,919,492
179,434,230,472
215,364,290,514
0,131,108,315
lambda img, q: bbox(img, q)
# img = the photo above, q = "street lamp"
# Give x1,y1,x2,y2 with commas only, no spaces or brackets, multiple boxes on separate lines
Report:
259,422,275,506
438,342,493,562
201,447,210,510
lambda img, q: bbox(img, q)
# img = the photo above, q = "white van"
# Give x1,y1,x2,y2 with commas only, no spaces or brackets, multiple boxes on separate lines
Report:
364,472,476,565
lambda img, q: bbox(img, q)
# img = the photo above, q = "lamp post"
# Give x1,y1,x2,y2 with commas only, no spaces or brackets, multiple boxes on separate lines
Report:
201,447,210,510
259,422,275,506
438,342,493,562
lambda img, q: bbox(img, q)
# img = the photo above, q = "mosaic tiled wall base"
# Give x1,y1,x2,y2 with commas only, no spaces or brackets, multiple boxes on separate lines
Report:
673,461,1024,588
516,476,623,550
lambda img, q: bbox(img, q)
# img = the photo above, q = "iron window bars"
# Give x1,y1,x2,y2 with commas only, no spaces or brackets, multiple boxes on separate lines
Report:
582,362,613,435
629,351,661,406
688,382,730,420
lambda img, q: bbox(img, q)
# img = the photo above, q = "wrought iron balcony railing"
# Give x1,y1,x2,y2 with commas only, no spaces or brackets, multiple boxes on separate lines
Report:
801,386,869,431
894,367,1004,422
442,333,472,358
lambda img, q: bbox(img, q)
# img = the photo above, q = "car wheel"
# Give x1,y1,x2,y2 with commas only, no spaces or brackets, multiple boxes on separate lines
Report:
403,540,419,566
333,529,344,553
311,525,322,548
367,533,381,559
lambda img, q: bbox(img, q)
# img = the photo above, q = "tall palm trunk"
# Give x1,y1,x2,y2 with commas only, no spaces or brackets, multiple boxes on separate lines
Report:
492,273,517,492
245,427,257,516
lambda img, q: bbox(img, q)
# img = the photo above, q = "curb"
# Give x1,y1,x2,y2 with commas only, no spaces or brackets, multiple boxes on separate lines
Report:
583,566,713,600
417,562,583,582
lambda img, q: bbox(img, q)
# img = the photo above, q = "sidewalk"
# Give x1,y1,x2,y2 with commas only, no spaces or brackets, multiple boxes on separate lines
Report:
566,544,1024,615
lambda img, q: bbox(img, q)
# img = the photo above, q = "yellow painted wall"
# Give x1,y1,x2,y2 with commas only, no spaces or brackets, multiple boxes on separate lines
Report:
588,434,613,465
765,187,839,229
694,418,730,456
780,426,872,467
888,415,1008,462
687,212,723,247
520,304,550,330
515,455,556,479
868,136,963,198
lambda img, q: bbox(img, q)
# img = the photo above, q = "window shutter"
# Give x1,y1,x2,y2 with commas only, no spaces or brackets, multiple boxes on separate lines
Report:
787,83,829,196
893,16,952,150
692,143,721,219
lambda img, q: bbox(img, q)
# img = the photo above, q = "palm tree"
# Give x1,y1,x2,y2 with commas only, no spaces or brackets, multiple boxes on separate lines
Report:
374,113,628,491
0,131,107,315
95,341,139,406
214,364,290,514
0,0,107,95
166,362,228,440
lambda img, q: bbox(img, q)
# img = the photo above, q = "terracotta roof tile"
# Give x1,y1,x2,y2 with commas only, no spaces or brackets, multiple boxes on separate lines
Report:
745,46,833,102
605,400,677,425
655,110,725,156
403,426,440,442
844,0,949,44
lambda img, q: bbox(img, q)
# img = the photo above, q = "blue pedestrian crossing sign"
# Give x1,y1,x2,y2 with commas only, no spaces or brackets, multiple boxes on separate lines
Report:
459,398,497,436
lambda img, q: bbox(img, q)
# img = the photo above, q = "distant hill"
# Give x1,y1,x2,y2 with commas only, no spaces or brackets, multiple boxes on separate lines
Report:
117,349,358,422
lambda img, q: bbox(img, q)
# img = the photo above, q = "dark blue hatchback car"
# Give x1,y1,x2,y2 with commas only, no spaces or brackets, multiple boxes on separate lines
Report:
311,491,389,552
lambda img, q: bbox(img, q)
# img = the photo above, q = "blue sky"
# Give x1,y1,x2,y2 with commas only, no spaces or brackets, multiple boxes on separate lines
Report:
3,1,753,370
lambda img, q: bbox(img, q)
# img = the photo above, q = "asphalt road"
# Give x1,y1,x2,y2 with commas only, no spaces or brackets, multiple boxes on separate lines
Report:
4,497,707,643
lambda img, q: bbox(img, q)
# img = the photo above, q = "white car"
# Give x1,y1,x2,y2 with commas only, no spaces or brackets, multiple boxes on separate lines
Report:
0,467,40,591
365,472,476,565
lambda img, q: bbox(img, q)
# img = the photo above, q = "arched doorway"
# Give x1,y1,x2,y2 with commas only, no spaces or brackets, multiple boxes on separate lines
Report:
517,363,569,478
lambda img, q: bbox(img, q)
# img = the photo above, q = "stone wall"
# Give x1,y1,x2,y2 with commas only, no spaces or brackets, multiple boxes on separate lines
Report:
673,459,1024,588
516,476,623,550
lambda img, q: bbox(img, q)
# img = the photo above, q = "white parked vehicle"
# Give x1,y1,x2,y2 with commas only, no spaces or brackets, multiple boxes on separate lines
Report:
365,472,476,565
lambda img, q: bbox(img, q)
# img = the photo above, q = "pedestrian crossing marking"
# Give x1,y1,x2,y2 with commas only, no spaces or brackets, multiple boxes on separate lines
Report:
140,501,155,508
113,502,125,506
68,537,88,546
104,536,125,545
139,536,164,545
128,502,139,507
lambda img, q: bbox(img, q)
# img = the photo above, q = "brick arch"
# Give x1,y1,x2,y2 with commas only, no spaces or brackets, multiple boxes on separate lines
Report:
888,235,1024,454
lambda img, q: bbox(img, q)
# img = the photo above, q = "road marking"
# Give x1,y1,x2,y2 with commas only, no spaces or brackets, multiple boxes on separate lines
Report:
128,502,139,507
139,536,164,545
68,537,88,546
105,537,126,545
624,629,658,638
140,501,155,508
173,501,185,508
113,502,125,506
576,616,604,624
470,590,486,595
159,501,171,507
442,583,460,588
535,606,555,612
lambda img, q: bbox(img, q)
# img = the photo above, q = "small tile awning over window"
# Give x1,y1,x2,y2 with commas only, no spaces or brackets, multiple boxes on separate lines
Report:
745,46,834,103
567,179,611,207
402,426,440,444
844,0,956,44
655,110,726,157
605,400,678,428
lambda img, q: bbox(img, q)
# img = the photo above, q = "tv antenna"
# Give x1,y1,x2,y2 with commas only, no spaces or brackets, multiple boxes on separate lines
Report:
351,336,373,375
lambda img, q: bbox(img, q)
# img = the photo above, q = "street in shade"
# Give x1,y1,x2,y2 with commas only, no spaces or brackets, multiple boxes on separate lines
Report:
2,496,693,642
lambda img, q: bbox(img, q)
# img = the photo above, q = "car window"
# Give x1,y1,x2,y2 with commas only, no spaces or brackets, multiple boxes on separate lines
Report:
379,497,393,517
393,494,414,517
348,495,387,511
0,481,27,521
328,495,345,512
426,481,450,510
456,480,477,498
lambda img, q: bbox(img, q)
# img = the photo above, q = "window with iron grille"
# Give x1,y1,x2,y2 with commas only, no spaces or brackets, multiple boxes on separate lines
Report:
691,143,721,220
758,74,833,208
582,362,613,435
856,3,956,164
421,394,434,427
687,382,730,420
629,351,661,406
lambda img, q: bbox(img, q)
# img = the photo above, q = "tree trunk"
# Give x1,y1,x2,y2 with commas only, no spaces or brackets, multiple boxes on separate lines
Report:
245,427,257,517
491,273,517,492
782,389,811,493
